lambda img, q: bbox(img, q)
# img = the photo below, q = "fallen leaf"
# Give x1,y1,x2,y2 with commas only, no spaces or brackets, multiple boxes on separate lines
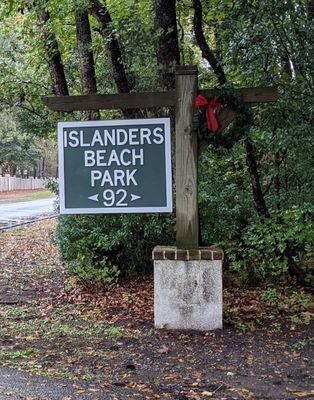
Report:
158,344,169,354
286,389,314,397
202,391,213,397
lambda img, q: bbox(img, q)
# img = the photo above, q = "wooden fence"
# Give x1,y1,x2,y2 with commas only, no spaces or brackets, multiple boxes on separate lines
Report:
0,175,46,192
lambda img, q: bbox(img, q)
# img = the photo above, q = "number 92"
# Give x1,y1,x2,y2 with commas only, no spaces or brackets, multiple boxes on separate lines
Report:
103,189,127,207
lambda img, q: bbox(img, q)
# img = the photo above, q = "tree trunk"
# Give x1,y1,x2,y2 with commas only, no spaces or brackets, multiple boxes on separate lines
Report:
285,246,307,286
42,156,46,178
308,0,314,19
90,0,136,118
37,159,42,178
154,0,180,90
192,0,226,85
75,9,100,120
90,0,129,93
190,1,269,221
37,9,69,96
244,138,270,218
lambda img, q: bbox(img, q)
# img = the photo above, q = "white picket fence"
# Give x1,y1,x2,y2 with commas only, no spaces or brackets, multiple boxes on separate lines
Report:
0,175,46,192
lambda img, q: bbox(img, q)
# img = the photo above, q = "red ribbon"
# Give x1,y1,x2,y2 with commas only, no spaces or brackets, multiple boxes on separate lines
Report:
195,95,222,133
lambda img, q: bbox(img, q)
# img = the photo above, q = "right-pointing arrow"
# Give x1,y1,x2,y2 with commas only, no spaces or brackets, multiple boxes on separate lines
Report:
131,194,141,202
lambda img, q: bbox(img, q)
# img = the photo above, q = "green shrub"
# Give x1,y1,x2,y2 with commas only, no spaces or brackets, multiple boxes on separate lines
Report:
45,177,59,195
261,287,279,304
286,291,311,310
56,213,174,283
223,204,314,283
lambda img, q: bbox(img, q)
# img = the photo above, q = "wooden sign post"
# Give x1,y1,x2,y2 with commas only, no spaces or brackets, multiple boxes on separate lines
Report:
43,65,278,331
175,66,199,248
43,65,277,249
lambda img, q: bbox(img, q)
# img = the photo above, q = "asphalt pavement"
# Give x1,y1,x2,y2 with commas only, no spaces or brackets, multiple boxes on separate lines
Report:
0,197,56,228
0,367,130,399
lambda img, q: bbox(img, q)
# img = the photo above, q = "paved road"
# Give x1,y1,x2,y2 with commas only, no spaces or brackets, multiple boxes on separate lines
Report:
0,197,56,228
0,367,133,399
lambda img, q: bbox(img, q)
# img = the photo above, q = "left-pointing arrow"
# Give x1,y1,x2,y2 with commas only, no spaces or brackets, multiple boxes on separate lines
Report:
88,194,99,202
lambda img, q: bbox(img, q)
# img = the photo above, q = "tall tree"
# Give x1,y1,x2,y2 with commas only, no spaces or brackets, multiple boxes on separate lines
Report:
244,138,269,218
37,8,69,96
74,8,100,120
154,0,180,90
192,0,226,85
191,0,269,219
90,0,138,118
90,0,130,94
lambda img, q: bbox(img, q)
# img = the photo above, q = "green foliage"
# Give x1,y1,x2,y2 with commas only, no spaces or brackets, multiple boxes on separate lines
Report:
56,213,174,283
0,113,43,174
194,87,253,149
271,322,282,331
261,287,279,304
198,143,252,244
45,177,59,195
223,204,314,282
292,340,306,350
292,338,314,350
286,291,311,310
0,0,312,285
290,313,311,326
227,317,248,331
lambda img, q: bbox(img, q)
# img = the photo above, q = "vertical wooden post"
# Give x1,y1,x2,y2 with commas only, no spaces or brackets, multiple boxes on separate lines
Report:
175,65,199,248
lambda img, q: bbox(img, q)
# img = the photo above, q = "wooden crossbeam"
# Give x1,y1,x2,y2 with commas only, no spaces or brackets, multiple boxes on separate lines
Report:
200,86,278,103
42,91,175,112
42,87,277,112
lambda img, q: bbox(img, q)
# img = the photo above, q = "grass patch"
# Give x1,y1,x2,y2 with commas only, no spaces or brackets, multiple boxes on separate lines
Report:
0,303,137,379
0,304,132,341
0,190,54,203
21,190,54,201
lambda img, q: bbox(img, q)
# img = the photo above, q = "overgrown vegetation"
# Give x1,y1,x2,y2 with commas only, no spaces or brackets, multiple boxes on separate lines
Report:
0,0,313,285
57,213,174,283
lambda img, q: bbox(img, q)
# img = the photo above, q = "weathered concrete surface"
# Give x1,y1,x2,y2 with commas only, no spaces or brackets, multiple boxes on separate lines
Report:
154,260,222,330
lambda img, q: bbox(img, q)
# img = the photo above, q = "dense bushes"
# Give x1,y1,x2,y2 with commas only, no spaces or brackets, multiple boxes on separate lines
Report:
53,141,313,285
56,213,174,283
55,194,312,285
223,204,314,285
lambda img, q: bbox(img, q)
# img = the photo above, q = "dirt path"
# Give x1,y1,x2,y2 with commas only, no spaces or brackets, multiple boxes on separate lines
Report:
0,221,313,399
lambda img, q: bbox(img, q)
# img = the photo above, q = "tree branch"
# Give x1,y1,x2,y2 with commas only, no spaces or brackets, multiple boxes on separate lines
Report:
245,138,270,218
90,0,138,118
192,0,226,85
75,8,100,120
37,8,69,96
154,0,180,90
90,0,130,94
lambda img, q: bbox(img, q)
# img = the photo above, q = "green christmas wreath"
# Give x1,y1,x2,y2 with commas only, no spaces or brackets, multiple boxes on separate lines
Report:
194,88,253,149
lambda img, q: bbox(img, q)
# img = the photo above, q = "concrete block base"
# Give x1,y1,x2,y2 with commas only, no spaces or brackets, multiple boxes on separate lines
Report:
153,246,223,331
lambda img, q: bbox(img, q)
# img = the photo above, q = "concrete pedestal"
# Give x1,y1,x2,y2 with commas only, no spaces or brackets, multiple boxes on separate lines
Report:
153,246,223,331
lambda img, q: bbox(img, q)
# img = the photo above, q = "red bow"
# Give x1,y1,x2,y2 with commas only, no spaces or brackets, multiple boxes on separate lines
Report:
195,95,222,133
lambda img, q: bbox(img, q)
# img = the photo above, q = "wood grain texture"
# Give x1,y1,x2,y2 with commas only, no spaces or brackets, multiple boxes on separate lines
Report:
200,86,278,103
42,86,277,112
42,91,175,111
175,67,199,248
